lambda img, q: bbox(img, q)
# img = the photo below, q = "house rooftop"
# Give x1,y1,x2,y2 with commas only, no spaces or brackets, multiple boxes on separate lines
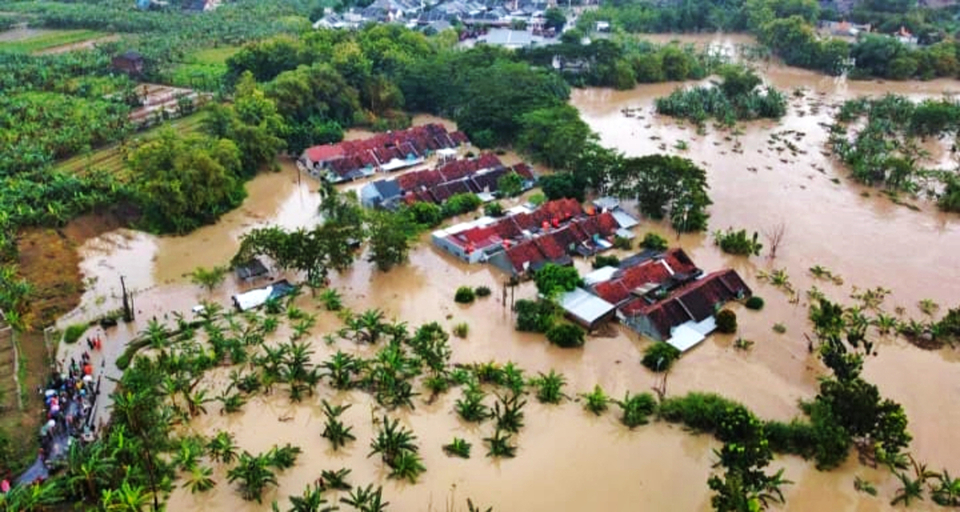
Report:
559,287,616,327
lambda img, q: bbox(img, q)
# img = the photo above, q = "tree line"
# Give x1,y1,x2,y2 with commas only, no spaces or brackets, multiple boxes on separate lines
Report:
577,0,960,81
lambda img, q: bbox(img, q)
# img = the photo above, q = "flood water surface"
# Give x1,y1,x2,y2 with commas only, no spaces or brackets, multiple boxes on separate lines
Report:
60,53,960,511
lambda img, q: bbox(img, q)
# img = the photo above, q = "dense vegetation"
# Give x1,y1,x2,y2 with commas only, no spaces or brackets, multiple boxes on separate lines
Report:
655,65,787,126
608,155,712,232
577,0,960,80
829,94,960,212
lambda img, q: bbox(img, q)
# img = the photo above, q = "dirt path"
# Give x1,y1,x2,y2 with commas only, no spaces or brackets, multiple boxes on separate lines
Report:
36,34,120,55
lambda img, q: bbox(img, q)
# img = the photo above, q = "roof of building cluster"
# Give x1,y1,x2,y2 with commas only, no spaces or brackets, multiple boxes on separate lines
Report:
592,248,699,306
302,124,468,178
623,269,751,339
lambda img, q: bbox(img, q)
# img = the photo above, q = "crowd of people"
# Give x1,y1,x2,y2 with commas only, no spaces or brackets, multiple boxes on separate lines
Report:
2,338,103,490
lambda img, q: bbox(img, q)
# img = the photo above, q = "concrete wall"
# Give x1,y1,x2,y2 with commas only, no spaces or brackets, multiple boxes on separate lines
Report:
622,314,664,342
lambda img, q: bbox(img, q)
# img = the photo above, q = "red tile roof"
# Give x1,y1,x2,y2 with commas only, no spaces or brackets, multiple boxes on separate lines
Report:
533,233,567,260
592,249,700,306
506,240,546,272
302,123,464,179
620,269,752,338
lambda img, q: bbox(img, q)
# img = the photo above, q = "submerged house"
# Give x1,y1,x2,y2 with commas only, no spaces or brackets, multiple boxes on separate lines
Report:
298,124,468,183
359,153,535,209
587,248,750,351
431,197,635,270
231,280,297,312
619,270,751,351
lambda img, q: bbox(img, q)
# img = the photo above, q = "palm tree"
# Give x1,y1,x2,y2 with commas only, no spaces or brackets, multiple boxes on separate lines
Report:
107,480,153,512
353,309,387,344
580,385,610,415
182,465,217,494
172,437,204,471
284,483,337,512
185,388,213,417
227,451,279,503
207,431,239,464
485,428,517,459
931,470,960,507
531,370,566,404
340,484,389,512
388,450,426,483
65,441,117,502
492,391,526,433
0,481,63,512
318,468,352,491
455,381,490,423
321,400,357,451
321,351,364,389
140,318,170,349
891,471,925,507
369,416,419,467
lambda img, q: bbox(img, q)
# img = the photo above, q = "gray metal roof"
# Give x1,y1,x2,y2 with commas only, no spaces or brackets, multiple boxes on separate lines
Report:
559,287,616,325
484,28,533,47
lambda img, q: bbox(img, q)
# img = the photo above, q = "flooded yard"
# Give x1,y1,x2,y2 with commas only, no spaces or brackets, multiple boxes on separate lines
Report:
57,51,960,511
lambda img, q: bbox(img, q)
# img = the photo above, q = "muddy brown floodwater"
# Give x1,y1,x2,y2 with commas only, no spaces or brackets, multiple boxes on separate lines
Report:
57,47,960,511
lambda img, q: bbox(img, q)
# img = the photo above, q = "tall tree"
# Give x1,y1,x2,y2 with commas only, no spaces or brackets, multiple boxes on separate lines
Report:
130,128,245,234
366,209,413,272
609,155,712,232
516,105,595,169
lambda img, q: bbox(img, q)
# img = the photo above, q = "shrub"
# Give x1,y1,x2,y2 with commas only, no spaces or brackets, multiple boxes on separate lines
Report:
592,255,619,269
409,202,443,227
773,323,787,334
713,228,763,256
515,299,557,333
454,286,476,304
612,236,633,250
63,323,88,345
484,202,505,217
533,264,582,298
616,392,658,428
474,286,491,297
441,193,482,218
453,322,469,338
745,296,764,310
528,192,546,207
659,392,749,436
546,323,585,348
641,232,668,251
715,309,737,334
641,342,680,372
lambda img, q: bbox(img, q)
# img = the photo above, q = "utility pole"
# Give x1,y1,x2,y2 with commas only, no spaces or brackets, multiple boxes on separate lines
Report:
120,275,133,323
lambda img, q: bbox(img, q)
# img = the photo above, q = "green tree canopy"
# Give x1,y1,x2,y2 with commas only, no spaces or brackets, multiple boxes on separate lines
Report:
130,128,245,234
534,263,582,298
609,155,712,232
516,104,595,169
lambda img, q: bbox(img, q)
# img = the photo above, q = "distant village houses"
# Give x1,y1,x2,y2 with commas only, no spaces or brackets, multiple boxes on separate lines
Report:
298,124,468,183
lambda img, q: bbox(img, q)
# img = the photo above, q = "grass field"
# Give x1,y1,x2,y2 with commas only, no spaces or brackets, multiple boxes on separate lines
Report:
0,29,106,53
167,45,241,91
54,111,209,177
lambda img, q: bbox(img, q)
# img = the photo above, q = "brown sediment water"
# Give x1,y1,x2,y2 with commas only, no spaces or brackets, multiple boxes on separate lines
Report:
58,53,960,511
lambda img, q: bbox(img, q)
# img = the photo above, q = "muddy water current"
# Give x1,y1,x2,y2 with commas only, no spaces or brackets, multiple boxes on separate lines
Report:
57,48,960,510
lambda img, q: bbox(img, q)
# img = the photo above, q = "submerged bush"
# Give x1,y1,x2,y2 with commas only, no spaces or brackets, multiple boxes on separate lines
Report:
716,309,737,334
713,228,763,256
612,236,633,250
63,323,88,345
454,286,476,304
641,342,680,372
453,322,469,338
641,232,668,251
745,296,765,310
514,299,557,333
475,286,492,297
546,323,586,348
593,254,620,269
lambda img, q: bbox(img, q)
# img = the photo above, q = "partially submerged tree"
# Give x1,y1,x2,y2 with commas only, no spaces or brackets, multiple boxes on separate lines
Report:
609,155,712,232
